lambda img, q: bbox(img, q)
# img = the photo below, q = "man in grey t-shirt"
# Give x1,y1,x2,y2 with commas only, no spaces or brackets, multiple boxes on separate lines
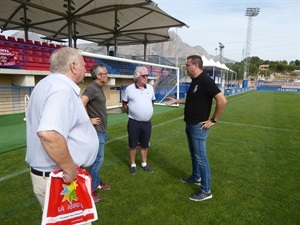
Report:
81,64,110,203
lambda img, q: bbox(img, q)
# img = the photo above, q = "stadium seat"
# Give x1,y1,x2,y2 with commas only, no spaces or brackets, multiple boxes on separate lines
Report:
42,51,51,57
7,36,16,42
26,39,34,45
17,38,25,43
18,55,25,66
13,48,23,54
26,56,34,62
43,58,50,64
33,50,42,56
34,57,43,63
84,57,91,62
34,41,41,46
26,50,33,55
0,34,6,40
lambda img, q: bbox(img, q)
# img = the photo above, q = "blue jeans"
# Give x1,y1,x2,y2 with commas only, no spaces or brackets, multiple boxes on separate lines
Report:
89,131,107,192
185,123,210,192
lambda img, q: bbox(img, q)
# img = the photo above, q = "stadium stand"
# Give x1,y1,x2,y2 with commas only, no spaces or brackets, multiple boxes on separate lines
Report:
0,36,101,72
0,35,184,115
0,35,179,76
0,35,143,73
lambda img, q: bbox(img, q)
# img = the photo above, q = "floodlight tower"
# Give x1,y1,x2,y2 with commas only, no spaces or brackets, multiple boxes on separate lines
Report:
218,42,225,86
219,42,225,63
243,7,260,88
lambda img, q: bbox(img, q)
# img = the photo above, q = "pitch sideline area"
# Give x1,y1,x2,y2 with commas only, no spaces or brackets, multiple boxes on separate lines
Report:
0,91,299,225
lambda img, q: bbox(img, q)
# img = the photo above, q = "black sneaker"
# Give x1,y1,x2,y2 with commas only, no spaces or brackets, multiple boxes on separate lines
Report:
141,165,154,173
181,177,201,185
130,166,137,175
189,191,212,202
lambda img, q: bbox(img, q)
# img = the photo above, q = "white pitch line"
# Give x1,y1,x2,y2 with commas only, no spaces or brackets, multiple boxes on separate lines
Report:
219,121,300,133
0,91,280,182
0,168,29,182
0,115,184,183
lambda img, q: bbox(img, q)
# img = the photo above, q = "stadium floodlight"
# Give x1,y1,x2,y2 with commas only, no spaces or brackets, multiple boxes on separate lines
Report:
219,42,225,63
218,42,225,83
243,7,260,88
245,7,260,16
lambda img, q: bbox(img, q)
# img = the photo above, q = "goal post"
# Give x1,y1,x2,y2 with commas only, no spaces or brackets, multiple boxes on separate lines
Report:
81,51,181,107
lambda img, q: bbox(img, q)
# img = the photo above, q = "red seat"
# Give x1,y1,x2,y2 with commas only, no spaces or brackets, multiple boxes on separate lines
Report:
43,52,51,57
35,57,43,63
0,35,6,40
26,63,49,71
14,48,23,54
17,38,25,43
18,55,25,65
86,62,96,71
43,58,50,64
33,50,42,56
7,36,16,42
26,50,33,55
26,39,34,45
26,56,34,62
34,41,41,46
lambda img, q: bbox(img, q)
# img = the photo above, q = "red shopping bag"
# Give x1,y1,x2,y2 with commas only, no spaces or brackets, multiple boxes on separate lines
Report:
42,168,98,225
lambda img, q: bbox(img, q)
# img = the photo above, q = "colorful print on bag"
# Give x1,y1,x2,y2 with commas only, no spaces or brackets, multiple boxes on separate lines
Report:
42,168,98,225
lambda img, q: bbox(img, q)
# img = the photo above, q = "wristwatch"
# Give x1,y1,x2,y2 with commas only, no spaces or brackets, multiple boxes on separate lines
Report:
210,117,217,123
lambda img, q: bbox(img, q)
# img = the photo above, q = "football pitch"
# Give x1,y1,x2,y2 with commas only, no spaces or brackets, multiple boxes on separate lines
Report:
0,90,299,225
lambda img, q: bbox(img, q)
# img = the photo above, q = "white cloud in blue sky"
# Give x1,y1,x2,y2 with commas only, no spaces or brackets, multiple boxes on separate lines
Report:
155,0,299,62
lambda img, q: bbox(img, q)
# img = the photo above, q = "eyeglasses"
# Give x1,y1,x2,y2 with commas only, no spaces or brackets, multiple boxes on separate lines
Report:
141,74,149,78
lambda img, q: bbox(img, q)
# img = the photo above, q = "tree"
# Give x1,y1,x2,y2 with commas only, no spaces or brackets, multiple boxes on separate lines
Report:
223,56,300,80
276,64,287,72
249,64,259,76
227,62,244,80
250,56,263,67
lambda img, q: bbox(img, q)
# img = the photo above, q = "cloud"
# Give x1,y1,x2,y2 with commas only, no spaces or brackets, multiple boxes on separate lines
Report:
156,0,300,62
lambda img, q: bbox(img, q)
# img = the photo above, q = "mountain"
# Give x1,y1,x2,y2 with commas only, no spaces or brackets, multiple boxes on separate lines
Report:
12,31,44,43
10,31,235,65
77,31,235,65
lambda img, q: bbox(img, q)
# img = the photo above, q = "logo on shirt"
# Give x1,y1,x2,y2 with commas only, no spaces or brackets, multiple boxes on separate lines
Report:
193,85,198,93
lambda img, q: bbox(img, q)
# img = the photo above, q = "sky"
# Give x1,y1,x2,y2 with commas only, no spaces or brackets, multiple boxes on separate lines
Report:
2,0,299,63
155,0,300,62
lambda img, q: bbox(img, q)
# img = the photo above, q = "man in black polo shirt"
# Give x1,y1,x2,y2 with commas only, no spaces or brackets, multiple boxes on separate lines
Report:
165,55,227,202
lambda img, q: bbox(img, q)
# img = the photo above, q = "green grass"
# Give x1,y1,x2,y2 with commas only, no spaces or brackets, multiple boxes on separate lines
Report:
0,113,26,154
0,91,300,225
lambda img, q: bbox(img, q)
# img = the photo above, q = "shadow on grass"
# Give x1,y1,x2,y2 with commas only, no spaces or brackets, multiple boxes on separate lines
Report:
107,139,130,167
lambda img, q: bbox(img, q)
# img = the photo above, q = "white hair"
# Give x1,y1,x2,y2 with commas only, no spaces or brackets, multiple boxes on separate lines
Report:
133,66,148,81
50,47,82,74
